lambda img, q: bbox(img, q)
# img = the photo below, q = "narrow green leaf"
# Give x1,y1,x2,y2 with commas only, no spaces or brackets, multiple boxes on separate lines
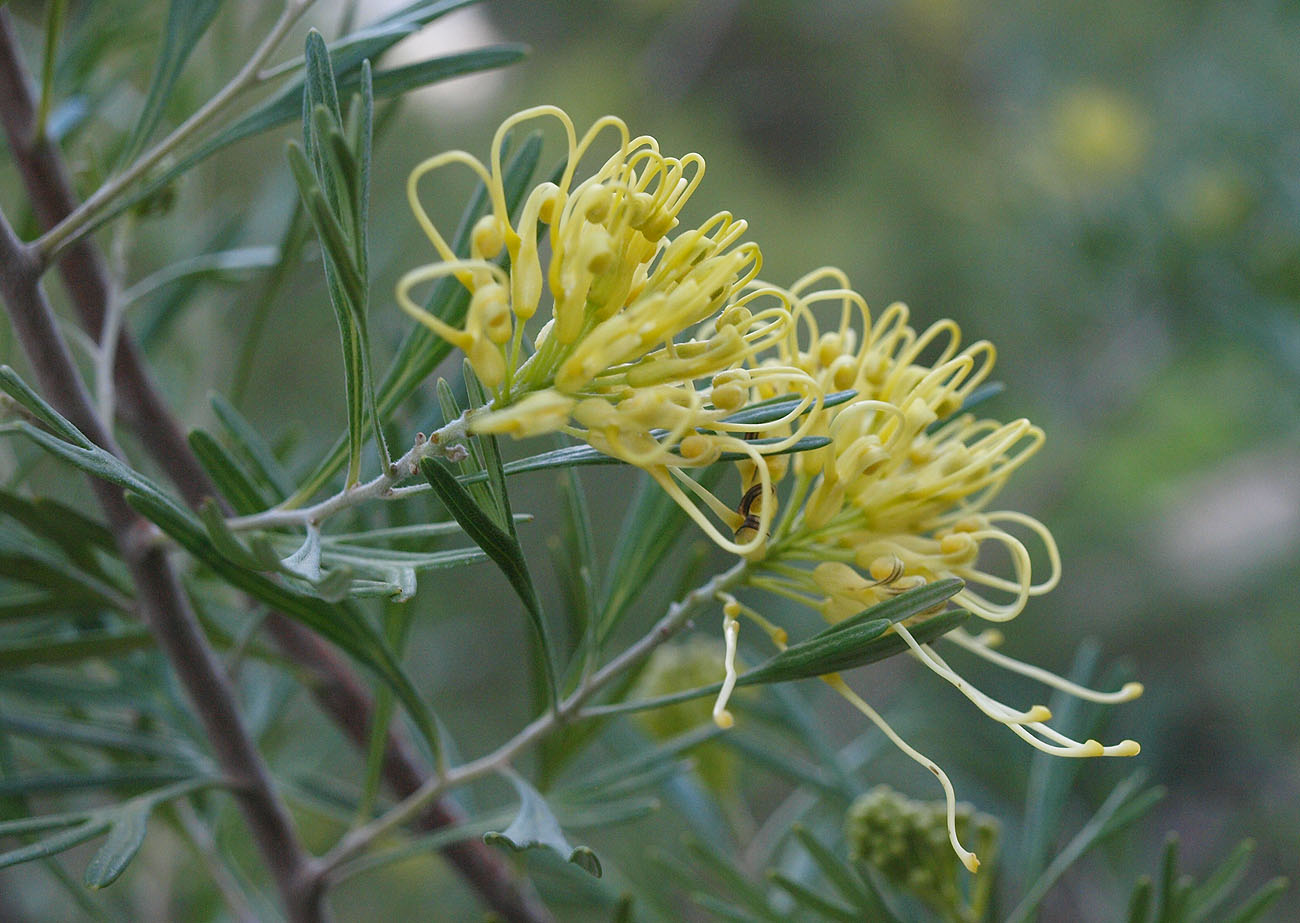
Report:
288,108,368,487
0,768,191,798
0,548,128,609
172,45,528,203
1007,772,1163,923
324,520,519,543
0,779,214,881
553,462,598,673
724,735,840,795
484,769,602,877
586,608,968,718
1021,641,1105,883
188,429,271,515
463,364,513,533
288,130,541,505
685,836,782,922
767,870,860,922
120,0,222,163
351,63,390,472
83,802,149,888
0,372,191,522
124,246,281,310
1223,878,1289,923
197,500,266,571
1157,835,1181,923
0,712,195,762
599,467,725,646
356,588,421,823
314,104,359,228
0,821,106,872
421,457,557,708
713,389,856,427
0,589,103,621
288,540,486,572
355,66,373,281
0,628,155,669
435,378,494,513
338,812,507,884
566,726,722,797
1097,785,1167,838
791,825,881,915
452,435,831,486
0,809,94,838
34,0,68,140
0,492,114,563
209,392,294,499
263,0,478,82
757,683,858,796
302,30,344,191
0,366,93,447
374,0,479,29
136,223,249,348
691,895,759,923
807,577,964,640
1128,876,1154,923
365,46,527,100
1187,840,1257,923
738,589,965,685
550,793,661,830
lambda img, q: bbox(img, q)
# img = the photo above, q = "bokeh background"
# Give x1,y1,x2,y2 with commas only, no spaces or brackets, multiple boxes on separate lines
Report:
2,0,1297,919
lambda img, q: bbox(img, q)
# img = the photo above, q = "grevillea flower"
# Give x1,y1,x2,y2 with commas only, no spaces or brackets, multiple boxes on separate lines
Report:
709,268,1141,870
397,106,822,553
397,108,1141,875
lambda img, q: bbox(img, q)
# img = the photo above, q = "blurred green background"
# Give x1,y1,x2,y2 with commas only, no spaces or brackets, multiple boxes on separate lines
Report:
2,0,1297,919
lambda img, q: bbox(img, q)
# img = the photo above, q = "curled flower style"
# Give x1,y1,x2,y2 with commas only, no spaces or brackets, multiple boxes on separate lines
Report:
397,106,823,553
707,268,1140,870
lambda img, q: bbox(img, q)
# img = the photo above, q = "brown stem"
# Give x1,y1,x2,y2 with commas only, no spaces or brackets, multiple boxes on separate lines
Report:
0,201,323,923
0,12,549,921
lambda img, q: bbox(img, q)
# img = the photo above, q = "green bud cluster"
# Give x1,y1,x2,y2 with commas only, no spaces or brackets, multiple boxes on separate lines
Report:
846,785,999,922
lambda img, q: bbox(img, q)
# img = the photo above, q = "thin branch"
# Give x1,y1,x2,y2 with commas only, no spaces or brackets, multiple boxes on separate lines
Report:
0,207,322,922
173,800,262,923
94,216,133,424
314,559,749,879
33,0,317,260
226,413,473,531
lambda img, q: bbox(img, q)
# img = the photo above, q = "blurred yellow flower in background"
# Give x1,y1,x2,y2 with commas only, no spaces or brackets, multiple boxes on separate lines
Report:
1051,85,1148,180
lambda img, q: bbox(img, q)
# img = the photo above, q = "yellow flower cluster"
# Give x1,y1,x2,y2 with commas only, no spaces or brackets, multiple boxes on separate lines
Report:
756,267,1059,623
708,268,1141,870
399,108,1141,873
397,106,820,553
